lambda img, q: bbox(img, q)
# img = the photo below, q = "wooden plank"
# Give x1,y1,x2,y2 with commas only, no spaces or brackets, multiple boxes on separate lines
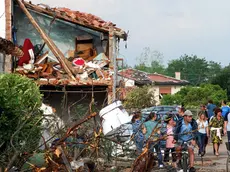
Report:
4,0,12,73
16,0,76,81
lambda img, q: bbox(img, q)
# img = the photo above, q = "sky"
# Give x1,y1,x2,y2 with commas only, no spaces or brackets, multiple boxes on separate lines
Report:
1,0,230,67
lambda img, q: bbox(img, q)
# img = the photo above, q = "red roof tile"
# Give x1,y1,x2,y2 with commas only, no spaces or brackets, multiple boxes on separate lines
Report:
118,68,189,85
21,1,127,39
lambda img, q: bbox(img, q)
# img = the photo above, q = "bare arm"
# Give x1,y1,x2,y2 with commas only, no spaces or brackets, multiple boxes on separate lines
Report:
224,121,227,135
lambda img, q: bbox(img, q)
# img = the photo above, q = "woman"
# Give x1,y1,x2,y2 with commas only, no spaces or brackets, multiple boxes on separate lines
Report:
209,108,224,156
131,112,144,155
196,111,209,156
143,112,164,168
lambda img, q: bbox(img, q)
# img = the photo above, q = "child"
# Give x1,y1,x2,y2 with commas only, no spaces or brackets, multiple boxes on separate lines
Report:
164,115,177,168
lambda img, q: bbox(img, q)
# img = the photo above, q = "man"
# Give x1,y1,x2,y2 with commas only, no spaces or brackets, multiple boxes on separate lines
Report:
176,106,186,120
200,105,208,120
207,100,216,122
221,100,229,119
174,110,198,172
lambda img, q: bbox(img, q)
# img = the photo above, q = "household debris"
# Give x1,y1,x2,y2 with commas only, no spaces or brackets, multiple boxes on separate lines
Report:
9,0,127,86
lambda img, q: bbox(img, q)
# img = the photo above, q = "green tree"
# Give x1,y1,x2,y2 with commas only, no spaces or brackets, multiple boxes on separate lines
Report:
135,47,166,74
211,64,230,99
207,61,222,82
0,74,42,168
124,85,156,109
166,55,209,85
161,84,227,106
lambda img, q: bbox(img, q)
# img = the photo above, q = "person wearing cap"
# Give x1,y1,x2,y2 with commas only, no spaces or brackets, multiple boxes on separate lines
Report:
174,110,198,172
209,108,224,156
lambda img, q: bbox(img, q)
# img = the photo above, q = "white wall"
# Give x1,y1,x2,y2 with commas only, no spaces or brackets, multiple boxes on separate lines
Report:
171,85,182,95
0,0,5,38
149,86,160,105
117,76,135,87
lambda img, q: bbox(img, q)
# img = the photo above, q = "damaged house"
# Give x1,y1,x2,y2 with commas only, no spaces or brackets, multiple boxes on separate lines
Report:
118,68,189,105
3,0,127,120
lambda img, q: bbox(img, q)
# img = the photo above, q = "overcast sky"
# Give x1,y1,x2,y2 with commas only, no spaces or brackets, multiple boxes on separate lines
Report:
1,0,230,66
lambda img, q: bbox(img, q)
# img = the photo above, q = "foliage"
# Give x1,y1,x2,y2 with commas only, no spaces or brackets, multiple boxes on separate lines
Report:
135,47,166,74
166,55,222,86
124,85,156,109
211,64,230,100
161,84,227,107
0,74,42,167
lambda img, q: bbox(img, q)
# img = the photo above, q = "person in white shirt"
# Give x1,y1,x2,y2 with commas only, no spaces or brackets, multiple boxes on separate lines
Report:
196,111,209,156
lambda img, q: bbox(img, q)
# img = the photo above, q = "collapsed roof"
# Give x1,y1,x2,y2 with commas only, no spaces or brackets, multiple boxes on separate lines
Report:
22,1,127,40
118,68,189,85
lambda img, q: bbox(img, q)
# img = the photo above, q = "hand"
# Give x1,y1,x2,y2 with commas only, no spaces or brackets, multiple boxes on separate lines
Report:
224,129,227,135
172,140,177,144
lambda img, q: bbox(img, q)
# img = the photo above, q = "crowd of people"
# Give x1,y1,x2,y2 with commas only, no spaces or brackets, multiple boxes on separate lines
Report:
131,100,230,172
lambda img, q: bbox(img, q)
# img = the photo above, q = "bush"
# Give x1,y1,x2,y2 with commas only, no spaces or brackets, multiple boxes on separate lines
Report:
0,74,42,167
124,85,156,109
161,84,227,107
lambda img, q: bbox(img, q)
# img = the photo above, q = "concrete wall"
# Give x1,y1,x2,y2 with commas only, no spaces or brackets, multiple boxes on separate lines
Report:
117,76,135,87
171,85,182,95
149,86,160,105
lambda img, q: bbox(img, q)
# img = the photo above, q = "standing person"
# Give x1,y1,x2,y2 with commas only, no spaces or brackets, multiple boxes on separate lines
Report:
200,104,208,120
221,100,229,119
209,108,224,156
196,111,209,156
174,110,198,172
177,106,186,120
224,108,230,148
131,112,144,155
163,115,177,168
207,100,216,122
143,112,164,168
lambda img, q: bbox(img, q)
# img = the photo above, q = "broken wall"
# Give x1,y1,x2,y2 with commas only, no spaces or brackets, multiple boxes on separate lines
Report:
13,4,109,59
41,87,107,122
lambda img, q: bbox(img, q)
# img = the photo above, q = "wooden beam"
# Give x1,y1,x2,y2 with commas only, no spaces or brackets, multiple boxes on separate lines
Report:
16,0,76,81
108,27,114,104
4,0,12,73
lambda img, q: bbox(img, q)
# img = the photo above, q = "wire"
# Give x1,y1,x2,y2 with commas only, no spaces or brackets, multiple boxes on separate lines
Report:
0,12,5,19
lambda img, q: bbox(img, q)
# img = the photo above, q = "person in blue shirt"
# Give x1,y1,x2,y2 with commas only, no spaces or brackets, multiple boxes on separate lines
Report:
221,100,229,119
207,100,217,122
131,112,145,155
174,110,198,172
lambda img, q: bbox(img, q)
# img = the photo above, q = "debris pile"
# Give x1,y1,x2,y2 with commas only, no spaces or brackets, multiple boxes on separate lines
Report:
13,102,135,172
14,36,112,85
